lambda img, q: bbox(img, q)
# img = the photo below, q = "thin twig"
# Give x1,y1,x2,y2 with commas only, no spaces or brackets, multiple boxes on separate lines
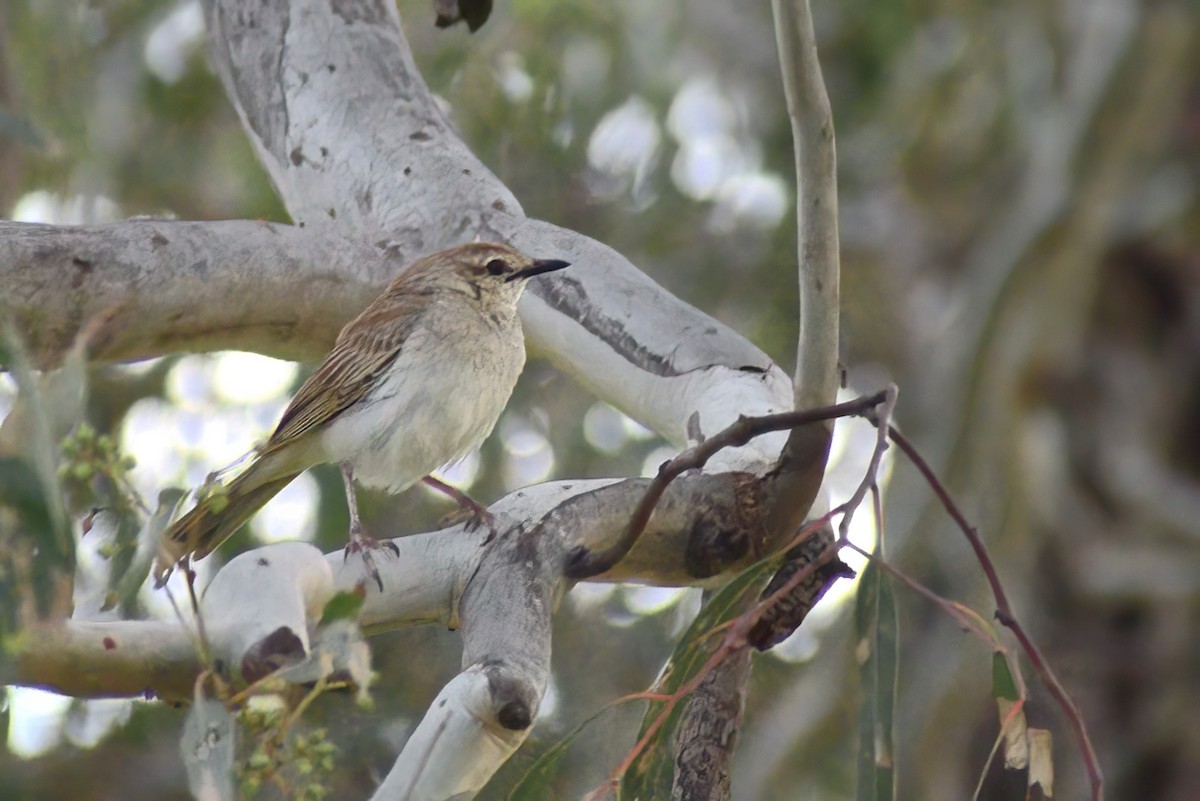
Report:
840,539,1016,671
564,389,891,579
837,385,897,539
886,425,1104,801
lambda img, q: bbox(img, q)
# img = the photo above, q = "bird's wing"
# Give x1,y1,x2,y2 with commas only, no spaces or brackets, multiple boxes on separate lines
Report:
266,289,433,449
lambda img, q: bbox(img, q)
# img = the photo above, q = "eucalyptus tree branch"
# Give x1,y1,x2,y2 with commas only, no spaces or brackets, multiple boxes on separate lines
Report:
657,6,843,796
766,0,842,541
4,469,769,700
0,219,400,367
564,390,889,580
1,3,851,799
198,0,795,469
772,0,840,413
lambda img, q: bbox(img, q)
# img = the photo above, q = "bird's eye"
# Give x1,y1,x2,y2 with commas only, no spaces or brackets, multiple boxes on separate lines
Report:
485,259,508,276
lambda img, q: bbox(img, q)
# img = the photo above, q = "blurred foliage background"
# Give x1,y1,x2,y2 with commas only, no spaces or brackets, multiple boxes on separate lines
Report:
1,0,1198,799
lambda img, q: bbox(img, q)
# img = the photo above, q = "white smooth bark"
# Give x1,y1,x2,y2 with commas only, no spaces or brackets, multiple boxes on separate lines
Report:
0,219,398,365
1,1,841,797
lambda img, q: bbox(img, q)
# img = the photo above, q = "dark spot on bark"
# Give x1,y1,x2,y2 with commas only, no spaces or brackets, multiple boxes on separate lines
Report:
739,364,767,374
290,147,303,166
410,131,431,141
563,545,593,577
498,700,531,730
299,222,305,228
484,663,535,731
463,168,472,176
257,558,269,566
103,637,116,650
437,698,447,708
492,199,507,212
403,166,412,176
749,538,852,651
507,524,545,568
241,626,305,684
151,233,169,247
327,208,336,219
319,146,329,158
327,64,336,73
299,71,308,85
360,188,372,211
435,0,493,31
71,257,93,288
684,512,749,579
705,327,718,335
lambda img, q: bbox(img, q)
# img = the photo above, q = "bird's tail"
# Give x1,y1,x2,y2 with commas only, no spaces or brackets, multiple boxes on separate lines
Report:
154,460,300,584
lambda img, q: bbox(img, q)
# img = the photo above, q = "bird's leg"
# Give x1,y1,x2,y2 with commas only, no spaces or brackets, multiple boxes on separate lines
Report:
340,464,398,592
422,475,497,540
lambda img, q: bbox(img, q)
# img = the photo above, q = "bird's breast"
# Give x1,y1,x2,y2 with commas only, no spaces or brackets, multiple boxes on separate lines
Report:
319,315,526,493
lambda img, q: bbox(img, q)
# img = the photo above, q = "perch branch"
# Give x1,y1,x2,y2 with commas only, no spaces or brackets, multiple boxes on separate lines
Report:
564,389,890,579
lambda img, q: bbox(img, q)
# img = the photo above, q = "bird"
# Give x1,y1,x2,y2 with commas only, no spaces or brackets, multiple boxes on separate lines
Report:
154,241,569,589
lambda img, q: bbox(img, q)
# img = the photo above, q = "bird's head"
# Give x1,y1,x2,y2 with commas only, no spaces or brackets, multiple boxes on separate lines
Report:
405,242,569,308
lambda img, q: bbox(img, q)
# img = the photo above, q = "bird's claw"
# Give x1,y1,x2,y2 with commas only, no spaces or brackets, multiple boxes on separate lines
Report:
343,526,399,591
437,505,498,542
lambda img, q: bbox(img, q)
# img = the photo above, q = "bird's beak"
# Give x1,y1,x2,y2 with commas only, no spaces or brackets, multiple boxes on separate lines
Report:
506,258,571,282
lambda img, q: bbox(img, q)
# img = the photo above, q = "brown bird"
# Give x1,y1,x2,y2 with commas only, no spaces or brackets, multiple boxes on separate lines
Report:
154,242,569,588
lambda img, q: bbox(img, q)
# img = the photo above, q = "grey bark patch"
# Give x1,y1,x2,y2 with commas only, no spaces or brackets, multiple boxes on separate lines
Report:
528,275,684,376
329,0,390,26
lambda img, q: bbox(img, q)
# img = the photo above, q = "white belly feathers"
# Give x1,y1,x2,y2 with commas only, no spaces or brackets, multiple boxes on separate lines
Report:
319,311,526,493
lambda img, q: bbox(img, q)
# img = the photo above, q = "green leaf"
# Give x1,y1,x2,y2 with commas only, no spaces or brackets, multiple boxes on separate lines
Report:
619,558,779,800
854,554,898,801
0,456,54,534
319,590,366,625
991,651,1020,702
507,702,638,800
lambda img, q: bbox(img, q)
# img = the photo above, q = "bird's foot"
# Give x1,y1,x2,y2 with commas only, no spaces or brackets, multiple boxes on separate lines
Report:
423,476,498,541
343,524,399,592
436,503,498,542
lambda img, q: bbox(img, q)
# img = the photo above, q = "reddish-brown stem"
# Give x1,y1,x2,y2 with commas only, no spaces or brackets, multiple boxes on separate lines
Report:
886,425,1104,801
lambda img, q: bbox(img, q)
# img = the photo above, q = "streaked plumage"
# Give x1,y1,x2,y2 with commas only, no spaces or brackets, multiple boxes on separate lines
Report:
154,242,569,583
